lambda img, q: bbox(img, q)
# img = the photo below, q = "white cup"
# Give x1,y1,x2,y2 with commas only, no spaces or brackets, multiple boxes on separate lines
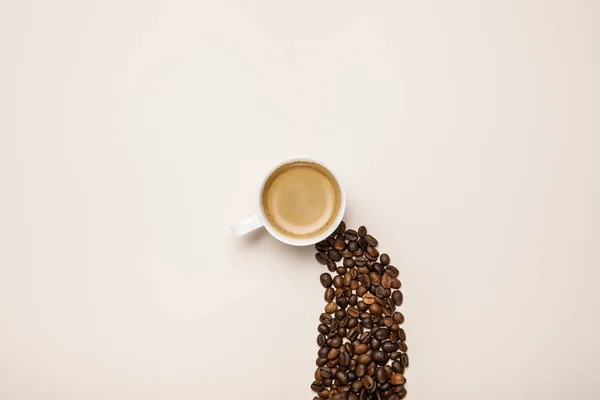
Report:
231,157,346,246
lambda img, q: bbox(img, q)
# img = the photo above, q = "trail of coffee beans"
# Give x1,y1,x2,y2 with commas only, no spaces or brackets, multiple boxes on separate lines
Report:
312,222,408,400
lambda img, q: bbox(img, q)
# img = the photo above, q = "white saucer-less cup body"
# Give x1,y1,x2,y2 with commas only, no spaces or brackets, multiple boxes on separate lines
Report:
231,157,346,246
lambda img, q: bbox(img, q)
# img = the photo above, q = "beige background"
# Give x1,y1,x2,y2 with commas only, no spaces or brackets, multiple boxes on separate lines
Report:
1,1,599,399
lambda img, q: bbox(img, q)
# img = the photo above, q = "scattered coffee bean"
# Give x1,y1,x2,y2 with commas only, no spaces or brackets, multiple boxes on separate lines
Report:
312,222,408,398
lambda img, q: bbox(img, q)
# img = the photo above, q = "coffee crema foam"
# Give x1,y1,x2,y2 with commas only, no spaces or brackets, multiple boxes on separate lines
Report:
262,161,342,239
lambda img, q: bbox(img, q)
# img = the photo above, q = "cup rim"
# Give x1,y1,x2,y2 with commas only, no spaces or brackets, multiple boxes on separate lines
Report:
256,156,346,246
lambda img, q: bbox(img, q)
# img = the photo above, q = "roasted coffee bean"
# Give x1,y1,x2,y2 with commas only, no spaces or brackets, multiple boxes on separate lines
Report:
347,317,358,328
389,332,400,344
342,273,352,287
364,252,377,261
316,252,328,264
389,323,399,332
345,342,354,355
320,273,333,288
391,278,401,289
380,253,390,265
354,249,364,257
381,273,392,289
398,328,406,342
317,334,326,347
332,393,348,400
336,266,348,275
336,296,348,309
392,312,404,324
329,336,343,348
362,293,375,305
318,324,330,334
364,234,378,247
375,286,387,298
387,298,396,313
392,291,403,306
399,341,408,352
354,343,368,354
325,302,338,314
351,380,363,392
311,380,324,392
316,240,330,252
359,332,371,343
326,260,337,272
372,350,388,365
318,346,330,358
375,367,388,383
385,264,398,277
328,249,342,262
344,229,359,241
348,294,358,306
317,357,329,366
382,341,398,353
368,272,380,286
401,353,409,367
369,303,382,315
370,338,381,350
392,360,403,373
382,317,394,327
336,371,350,386
356,285,368,297
390,373,405,385
361,375,375,390
333,276,344,288
355,256,367,267
357,301,368,312
324,287,335,302
390,352,401,360
326,358,338,367
361,318,373,329
320,313,332,324
373,263,385,275
335,309,346,320
358,226,367,238
328,348,340,360
335,221,346,235
318,389,330,399
334,239,346,251
373,327,389,340
357,354,371,365
343,258,355,268
355,364,366,378
358,239,369,251
347,307,360,318
341,250,354,258
347,241,359,252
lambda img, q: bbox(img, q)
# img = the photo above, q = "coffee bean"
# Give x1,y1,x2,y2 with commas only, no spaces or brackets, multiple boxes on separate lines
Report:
318,346,330,358
392,291,403,306
341,250,354,258
381,273,392,289
325,302,338,314
366,246,379,259
399,341,408,352
375,286,387,299
335,221,346,234
364,234,378,247
380,253,390,265
370,337,381,350
392,360,403,373
372,263,385,276
348,294,358,306
358,239,369,251
357,301,368,312
324,288,335,302
336,296,348,309
316,240,330,252
347,241,359,252
351,380,363,392
327,261,337,272
373,327,389,340
334,239,346,251
390,373,405,385
361,375,375,390
318,324,330,334
398,328,406,342
329,336,343,348
328,348,340,360
390,352,401,360
347,317,358,328
333,276,344,288
387,298,396,313
328,249,342,262
372,350,388,365
358,226,367,238
382,341,398,353
317,334,326,347
385,264,398,277
343,258,355,268
332,393,349,400
361,318,373,329
343,274,352,287
347,307,360,318
354,343,368,354
316,252,328,264
392,312,404,325
318,389,330,399
391,278,401,289
359,332,371,343
311,380,324,392
375,367,388,383
344,229,359,241
368,303,382,315
354,257,367,267
336,371,349,386
401,353,409,368
320,273,333,288
336,266,347,275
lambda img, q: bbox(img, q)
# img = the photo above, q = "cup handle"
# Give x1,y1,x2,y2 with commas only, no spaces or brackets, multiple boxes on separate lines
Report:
231,214,263,237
